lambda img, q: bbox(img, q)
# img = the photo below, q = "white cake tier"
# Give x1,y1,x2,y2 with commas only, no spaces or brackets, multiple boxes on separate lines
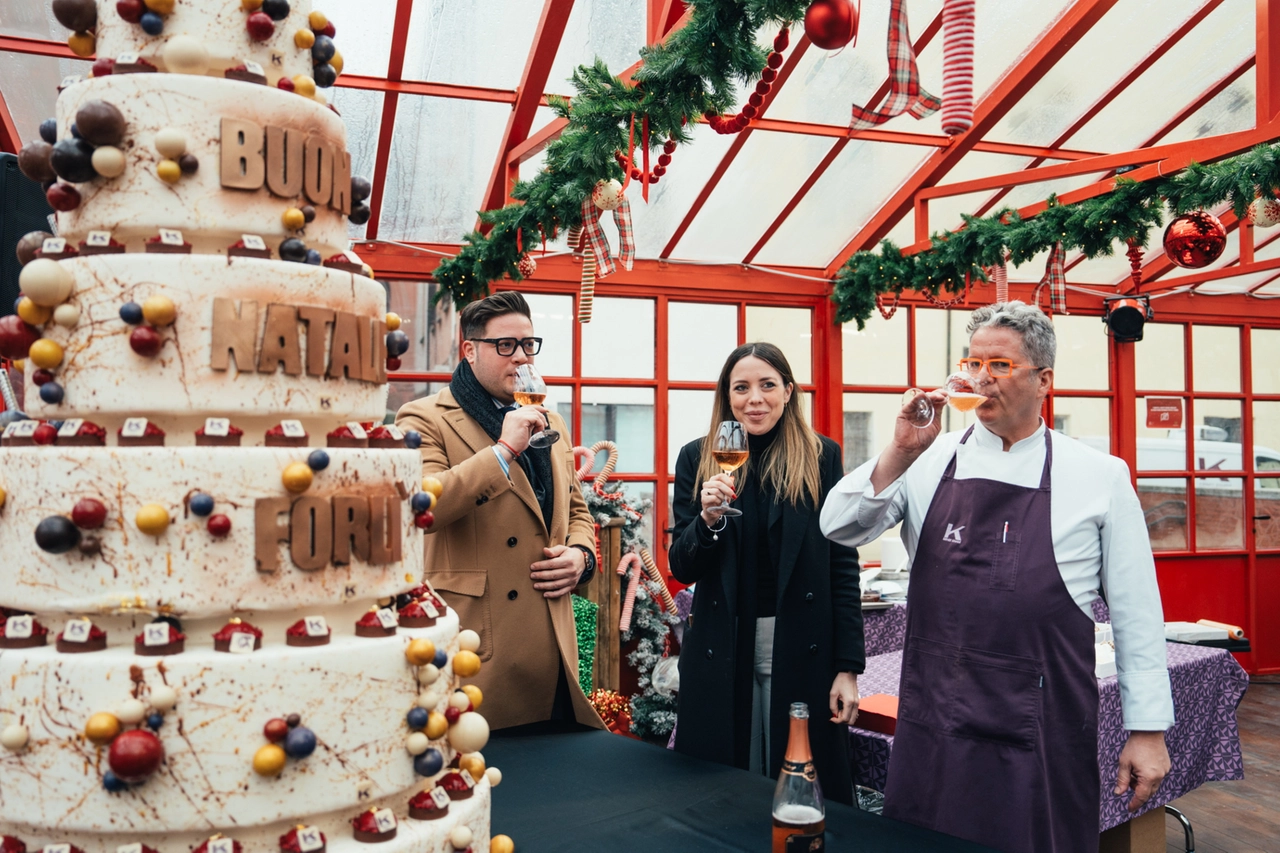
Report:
25,254,388,425
0,446,424,619
93,0,324,87
55,75,353,256
0,621,488,837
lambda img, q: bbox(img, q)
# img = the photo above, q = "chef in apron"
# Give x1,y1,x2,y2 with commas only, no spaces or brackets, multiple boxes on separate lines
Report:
821,301,1174,853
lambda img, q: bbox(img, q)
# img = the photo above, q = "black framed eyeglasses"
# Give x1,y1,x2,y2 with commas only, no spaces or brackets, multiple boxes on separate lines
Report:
468,337,543,357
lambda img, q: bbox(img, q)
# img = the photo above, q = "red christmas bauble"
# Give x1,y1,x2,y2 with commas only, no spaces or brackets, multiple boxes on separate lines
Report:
516,255,536,278
107,729,164,782
1162,211,1227,270
207,514,232,537
804,0,859,51
264,718,289,743
72,498,108,529
129,326,163,357
0,315,41,360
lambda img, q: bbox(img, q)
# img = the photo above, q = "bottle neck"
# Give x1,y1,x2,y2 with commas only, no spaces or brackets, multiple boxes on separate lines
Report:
783,714,812,765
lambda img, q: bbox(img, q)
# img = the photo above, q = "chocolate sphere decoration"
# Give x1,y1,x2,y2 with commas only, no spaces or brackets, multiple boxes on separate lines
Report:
405,638,436,666
54,303,82,327
0,316,41,360
117,698,148,725
282,726,316,758
16,230,52,266
300,204,316,223
804,0,859,50
291,75,317,97
413,748,443,778
51,138,98,183
386,330,409,357
18,141,56,183
278,238,308,263
46,183,82,211
178,153,199,175
312,63,337,89
417,663,441,686
116,0,144,21
72,498,108,529
448,712,490,754
247,11,275,41
154,128,187,159
282,462,314,493
67,32,96,58
276,76,295,92
1,723,29,752
189,492,215,516
150,685,178,711
282,207,306,230
161,35,210,75
348,203,371,226
142,295,177,326
460,684,483,710
410,492,434,513
144,0,175,13
78,535,102,556
264,718,289,743
85,711,122,744
320,20,335,38
1163,211,1228,270
19,258,74,306
449,827,473,851
306,449,330,471
207,514,232,537
92,146,126,178
38,382,64,405
32,368,55,387
457,629,480,653
305,249,322,265
386,357,401,372
413,511,434,529
432,648,448,669
139,11,164,35
75,101,127,147
452,650,481,678
425,711,447,739
108,729,164,782
286,713,302,728
490,836,514,853
295,28,316,49
253,743,287,776
17,298,53,326
406,707,429,730
39,118,58,144
308,10,328,29
29,338,65,370
384,311,401,331
330,50,344,75
53,0,98,30
102,771,129,792
146,713,164,731
262,0,291,19
404,429,422,449
405,731,429,755
310,34,336,63
157,160,182,184
351,176,372,202
135,503,171,536
33,421,58,443
448,691,471,713
129,326,163,357
120,301,144,324
458,752,485,781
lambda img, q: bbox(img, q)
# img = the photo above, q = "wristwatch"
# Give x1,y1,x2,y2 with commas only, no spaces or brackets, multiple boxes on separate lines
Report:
571,544,597,585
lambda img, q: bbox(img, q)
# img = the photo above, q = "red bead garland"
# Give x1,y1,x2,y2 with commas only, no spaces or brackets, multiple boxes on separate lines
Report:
704,28,789,135
613,138,677,186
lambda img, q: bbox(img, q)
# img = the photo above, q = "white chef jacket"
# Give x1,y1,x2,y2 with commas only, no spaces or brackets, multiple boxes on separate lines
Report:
821,419,1175,731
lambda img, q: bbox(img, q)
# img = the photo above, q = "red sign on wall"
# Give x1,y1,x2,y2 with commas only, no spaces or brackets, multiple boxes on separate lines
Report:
1146,397,1184,429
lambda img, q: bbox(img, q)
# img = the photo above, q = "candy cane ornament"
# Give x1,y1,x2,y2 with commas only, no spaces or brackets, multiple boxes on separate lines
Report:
941,0,975,135
617,552,643,633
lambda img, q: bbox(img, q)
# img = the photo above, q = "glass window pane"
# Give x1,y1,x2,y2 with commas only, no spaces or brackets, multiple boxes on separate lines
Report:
1136,479,1188,552
668,390,714,474
914,308,975,387
1052,314,1108,391
386,280,458,374
668,302,738,381
1254,402,1280,550
388,380,448,425
544,384,575,440
1195,400,1244,471
523,293,574,379
1192,325,1241,393
842,393,901,473
581,388,654,474
1195,478,1243,550
1251,328,1280,394
1136,396,1187,471
1135,323,1185,391
1052,397,1110,447
745,307,812,384
842,310,907,388
582,298,654,378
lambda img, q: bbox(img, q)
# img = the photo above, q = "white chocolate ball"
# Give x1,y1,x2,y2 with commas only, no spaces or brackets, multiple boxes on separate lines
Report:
448,691,471,712
417,663,441,685
416,690,441,710
18,258,74,306
447,711,490,754
154,128,187,159
592,178,625,211
116,698,148,725
449,826,473,850
149,685,178,711
91,145,126,178
485,766,502,787
53,303,81,327
405,732,429,756
161,35,210,75
1,724,29,751
457,629,481,653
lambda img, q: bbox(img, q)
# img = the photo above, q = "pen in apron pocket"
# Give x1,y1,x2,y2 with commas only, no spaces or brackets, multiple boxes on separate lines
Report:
1002,521,1008,543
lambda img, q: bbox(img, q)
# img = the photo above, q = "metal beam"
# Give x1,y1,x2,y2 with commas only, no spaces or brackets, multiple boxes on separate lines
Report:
0,85,20,153
478,0,576,220
364,0,416,242
824,0,1122,278
337,74,523,103
1259,0,1280,124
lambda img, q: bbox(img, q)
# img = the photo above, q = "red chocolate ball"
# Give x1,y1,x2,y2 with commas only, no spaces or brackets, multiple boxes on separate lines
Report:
33,423,58,445
0,315,41,360
263,718,289,743
31,369,55,386
444,706,461,724
246,11,275,41
107,729,164,782
116,0,144,23
72,498,108,530
46,183,82,212
129,325,163,357
207,514,232,537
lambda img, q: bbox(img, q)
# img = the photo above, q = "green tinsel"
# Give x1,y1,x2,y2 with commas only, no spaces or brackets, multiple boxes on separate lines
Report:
571,593,598,697
432,0,811,308
834,145,1280,329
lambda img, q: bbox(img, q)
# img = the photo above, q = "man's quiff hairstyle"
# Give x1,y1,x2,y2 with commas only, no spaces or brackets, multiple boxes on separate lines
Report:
966,300,1056,369
459,291,532,341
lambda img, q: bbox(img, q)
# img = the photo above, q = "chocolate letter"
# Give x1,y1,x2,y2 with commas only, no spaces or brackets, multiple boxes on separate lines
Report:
220,118,265,190
332,495,371,565
210,297,259,373
257,303,303,376
327,310,362,379
365,318,388,384
290,496,333,571
265,125,305,197
254,497,292,572
298,306,336,377
330,148,351,215
302,135,332,206
368,493,401,565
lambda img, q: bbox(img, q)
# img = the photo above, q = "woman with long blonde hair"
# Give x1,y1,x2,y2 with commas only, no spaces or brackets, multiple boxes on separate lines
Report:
669,342,864,804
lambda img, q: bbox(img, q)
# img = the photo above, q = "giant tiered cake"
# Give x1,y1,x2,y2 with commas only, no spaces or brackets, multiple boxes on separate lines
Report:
0,2,501,852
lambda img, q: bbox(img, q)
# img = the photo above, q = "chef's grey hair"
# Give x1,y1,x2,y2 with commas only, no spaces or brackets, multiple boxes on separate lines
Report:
966,301,1056,369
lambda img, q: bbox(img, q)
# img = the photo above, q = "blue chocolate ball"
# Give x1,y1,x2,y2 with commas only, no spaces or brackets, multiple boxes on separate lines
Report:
348,203,371,226
386,330,409,357
413,748,443,777
39,382,64,405
304,248,322,265
103,771,128,792
283,725,317,759
189,493,215,517
146,712,164,731
39,119,58,144
406,707,429,730
307,449,330,471
410,492,433,514
403,430,422,449
262,0,291,21
35,515,81,554
278,238,308,263
432,648,448,668
311,35,336,64
312,62,336,89
139,11,164,35
119,302,144,324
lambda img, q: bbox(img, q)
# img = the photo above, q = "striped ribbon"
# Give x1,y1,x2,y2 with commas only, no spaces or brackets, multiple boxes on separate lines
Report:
850,0,940,129
1033,242,1070,314
941,0,975,135
985,252,1009,303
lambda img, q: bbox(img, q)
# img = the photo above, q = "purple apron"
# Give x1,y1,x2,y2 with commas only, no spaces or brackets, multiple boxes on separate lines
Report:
883,428,1098,853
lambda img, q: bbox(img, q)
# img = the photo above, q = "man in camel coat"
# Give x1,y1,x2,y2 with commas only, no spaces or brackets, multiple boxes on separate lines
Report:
396,291,603,731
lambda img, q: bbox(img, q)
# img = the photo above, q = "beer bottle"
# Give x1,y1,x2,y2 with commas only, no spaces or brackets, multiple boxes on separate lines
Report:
771,702,825,852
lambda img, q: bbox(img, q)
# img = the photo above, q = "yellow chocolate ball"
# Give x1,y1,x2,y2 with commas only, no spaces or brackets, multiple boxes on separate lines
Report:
452,650,482,678
143,0,175,13
330,50,343,75
491,835,515,853
308,10,328,30
294,29,315,49
384,313,401,332
422,477,443,499
461,684,483,710
85,712,121,745
291,75,317,98
405,638,436,666
142,295,177,326
459,752,485,780
253,743,287,776
0,487,7,509
241,0,262,9
157,159,182,184
17,297,53,326
135,504,170,536
28,339,64,370
361,264,374,278
425,711,447,740
12,360,23,373
282,462,313,494
282,207,306,230
67,32,95,58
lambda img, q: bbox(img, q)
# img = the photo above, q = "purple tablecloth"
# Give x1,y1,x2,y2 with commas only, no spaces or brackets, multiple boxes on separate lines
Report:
850,643,1249,831
862,602,908,657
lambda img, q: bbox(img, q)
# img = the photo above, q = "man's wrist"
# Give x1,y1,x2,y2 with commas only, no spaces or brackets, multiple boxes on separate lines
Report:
571,544,596,584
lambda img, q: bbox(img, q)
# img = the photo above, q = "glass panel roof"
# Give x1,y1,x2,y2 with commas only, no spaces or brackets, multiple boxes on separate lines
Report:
318,0,398,79
400,1,541,89
0,52,90,141
545,0,646,98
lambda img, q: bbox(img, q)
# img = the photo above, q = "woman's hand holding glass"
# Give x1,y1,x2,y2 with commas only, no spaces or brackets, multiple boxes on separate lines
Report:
699,473,738,527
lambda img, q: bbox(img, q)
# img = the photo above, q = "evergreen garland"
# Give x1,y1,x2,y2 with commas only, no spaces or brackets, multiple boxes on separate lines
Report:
622,579,681,739
432,0,811,308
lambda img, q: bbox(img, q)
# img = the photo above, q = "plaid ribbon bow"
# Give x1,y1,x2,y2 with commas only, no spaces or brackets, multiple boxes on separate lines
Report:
1033,242,1070,314
850,0,941,130
576,196,635,323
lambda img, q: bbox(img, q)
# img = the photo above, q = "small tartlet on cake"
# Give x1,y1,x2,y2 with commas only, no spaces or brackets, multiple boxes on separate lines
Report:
118,421,165,447
407,788,449,821
367,426,403,448
286,618,331,647
59,420,107,446
56,620,107,653
439,769,474,800
227,238,272,260
350,809,396,843
144,234,192,254
213,618,262,652
355,608,396,638
0,615,48,649
193,838,241,853
134,623,186,656
265,422,308,447
78,236,126,256
278,826,326,853
397,600,436,628
34,244,78,261
196,422,244,447
326,425,368,448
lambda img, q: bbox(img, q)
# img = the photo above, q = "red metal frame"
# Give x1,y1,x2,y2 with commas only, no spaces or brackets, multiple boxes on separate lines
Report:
363,0,416,241
0,86,20,154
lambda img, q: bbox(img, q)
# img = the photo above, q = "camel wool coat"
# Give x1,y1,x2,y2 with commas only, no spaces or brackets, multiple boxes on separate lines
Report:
396,388,604,731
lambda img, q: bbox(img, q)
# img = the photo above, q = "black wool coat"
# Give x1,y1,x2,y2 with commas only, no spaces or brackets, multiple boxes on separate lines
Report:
669,434,865,805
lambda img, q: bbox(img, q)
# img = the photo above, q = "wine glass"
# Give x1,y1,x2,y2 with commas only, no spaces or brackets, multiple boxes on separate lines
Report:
707,421,747,518
902,373,987,428
514,365,560,448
